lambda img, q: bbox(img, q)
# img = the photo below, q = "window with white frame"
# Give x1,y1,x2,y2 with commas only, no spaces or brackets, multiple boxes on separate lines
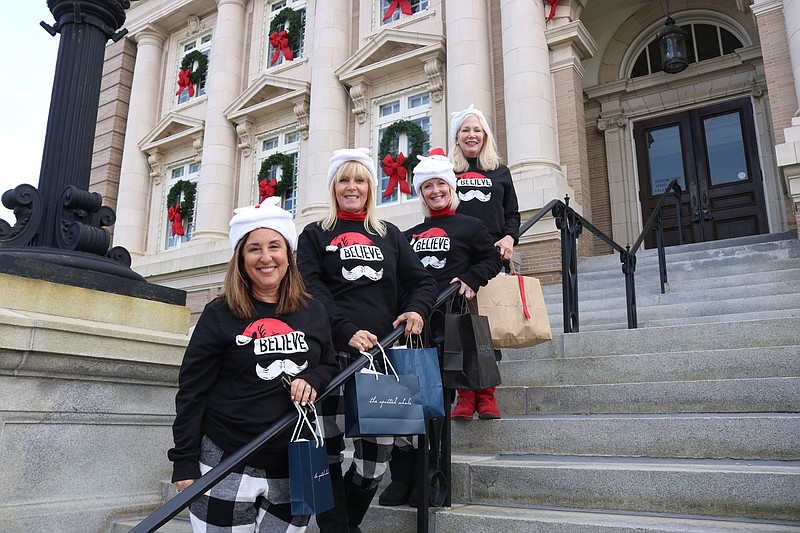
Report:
375,90,431,205
177,32,212,105
257,129,300,216
380,0,428,25
266,0,307,69
165,162,199,250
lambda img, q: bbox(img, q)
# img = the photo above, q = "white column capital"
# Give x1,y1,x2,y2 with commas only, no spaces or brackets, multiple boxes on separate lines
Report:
750,0,783,16
133,25,167,46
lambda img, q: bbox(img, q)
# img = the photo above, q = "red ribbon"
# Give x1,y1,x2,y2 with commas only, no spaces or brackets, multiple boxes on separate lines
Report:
259,178,278,202
383,0,413,21
544,0,558,22
269,30,294,65
168,204,185,237
175,68,195,97
381,153,411,198
515,274,531,319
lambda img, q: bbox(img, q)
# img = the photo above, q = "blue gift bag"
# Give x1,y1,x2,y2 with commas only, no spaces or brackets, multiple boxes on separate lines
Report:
288,403,334,516
387,343,444,419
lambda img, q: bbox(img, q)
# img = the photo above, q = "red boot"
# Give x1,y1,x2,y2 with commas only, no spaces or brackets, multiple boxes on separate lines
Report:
451,389,476,419
476,387,501,419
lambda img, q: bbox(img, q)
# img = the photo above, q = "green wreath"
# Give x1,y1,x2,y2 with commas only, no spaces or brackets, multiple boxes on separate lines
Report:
257,153,294,198
167,180,197,221
180,50,209,86
268,7,303,51
378,120,426,175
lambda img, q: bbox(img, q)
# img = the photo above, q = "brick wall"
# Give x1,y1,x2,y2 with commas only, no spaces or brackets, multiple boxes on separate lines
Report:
586,119,613,256
90,38,136,227
517,239,562,285
187,286,223,328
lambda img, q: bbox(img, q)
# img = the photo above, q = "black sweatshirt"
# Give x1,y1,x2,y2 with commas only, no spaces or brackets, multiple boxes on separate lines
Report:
297,219,438,352
168,297,338,482
455,158,521,244
403,213,502,292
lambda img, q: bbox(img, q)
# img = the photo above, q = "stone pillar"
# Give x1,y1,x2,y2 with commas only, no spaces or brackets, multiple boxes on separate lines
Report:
597,107,639,246
498,0,573,222
192,0,247,241
113,28,166,255
444,0,494,126
758,0,800,232
298,0,351,225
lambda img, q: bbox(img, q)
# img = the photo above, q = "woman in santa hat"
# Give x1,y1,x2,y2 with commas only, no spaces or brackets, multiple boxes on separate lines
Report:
296,148,437,532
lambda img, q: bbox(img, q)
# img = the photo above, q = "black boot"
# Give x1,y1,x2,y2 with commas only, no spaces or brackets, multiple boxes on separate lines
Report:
315,462,349,533
378,447,415,506
344,466,378,532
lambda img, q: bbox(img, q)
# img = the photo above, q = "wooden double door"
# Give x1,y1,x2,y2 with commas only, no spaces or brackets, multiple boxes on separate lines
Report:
633,98,767,248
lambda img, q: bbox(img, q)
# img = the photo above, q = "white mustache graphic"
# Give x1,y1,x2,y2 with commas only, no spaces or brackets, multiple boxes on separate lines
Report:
421,255,447,269
458,189,491,202
256,359,308,381
342,265,384,281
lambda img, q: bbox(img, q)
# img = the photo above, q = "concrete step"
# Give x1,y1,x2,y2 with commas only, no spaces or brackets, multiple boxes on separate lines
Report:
450,413,800,460
501,346,799,386
505,317,800,361
113,517,190,532
311,504,800,532
450,454,800,521
498,377,800,415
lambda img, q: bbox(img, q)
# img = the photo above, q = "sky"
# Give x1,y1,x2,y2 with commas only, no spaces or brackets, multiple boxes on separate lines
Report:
0,2,59,222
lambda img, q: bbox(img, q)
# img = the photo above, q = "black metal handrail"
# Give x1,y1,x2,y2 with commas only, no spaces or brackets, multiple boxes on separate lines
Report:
539,179,682,332
131,283,459,533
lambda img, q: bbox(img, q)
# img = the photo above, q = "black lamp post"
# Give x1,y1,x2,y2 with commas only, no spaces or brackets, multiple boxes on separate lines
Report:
0,0,182,304
658,15,689,74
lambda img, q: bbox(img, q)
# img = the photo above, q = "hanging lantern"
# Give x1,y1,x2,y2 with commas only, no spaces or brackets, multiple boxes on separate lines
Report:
658,15,688,74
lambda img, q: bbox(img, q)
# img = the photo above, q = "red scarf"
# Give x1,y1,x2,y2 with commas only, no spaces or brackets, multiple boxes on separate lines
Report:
429,208,455,218
337,209,367,222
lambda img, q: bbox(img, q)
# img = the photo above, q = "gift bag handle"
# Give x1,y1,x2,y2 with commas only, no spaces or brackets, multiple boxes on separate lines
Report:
291,402,324,448
359,342,400,382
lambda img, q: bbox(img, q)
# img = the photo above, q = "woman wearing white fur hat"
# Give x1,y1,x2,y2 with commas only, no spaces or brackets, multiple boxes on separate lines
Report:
377,148,502,507
169,197,339,533
449,104,521,420
297,148,437,532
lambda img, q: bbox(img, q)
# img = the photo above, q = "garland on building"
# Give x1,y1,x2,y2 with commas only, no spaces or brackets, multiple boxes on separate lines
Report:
268,8,302,65
383,0,414,22
175,50,209,97
378,120,425,197
257,153,293,201
166,180,197,236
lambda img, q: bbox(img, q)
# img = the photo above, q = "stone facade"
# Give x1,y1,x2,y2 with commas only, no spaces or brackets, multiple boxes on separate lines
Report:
89,0,800,325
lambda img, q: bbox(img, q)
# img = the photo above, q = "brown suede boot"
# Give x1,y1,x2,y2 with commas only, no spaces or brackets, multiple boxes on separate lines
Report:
476,387,501,419
451,389,476,419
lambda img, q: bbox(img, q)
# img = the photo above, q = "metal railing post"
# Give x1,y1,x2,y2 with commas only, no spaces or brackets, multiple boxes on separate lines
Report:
621,245,638,329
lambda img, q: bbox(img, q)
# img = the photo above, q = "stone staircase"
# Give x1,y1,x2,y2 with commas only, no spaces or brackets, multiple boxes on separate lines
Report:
114,232,800,532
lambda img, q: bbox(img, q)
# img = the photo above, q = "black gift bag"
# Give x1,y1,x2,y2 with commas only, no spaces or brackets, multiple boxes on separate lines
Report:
288,402,334,516
442,309,501,390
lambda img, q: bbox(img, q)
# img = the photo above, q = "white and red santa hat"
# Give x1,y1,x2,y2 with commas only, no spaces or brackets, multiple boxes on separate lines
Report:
450,103,493,145
326,147,378,189
412,148,456,194
229,196,297,251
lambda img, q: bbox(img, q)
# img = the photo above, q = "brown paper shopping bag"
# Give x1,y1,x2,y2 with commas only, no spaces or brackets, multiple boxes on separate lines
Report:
476,273,552,348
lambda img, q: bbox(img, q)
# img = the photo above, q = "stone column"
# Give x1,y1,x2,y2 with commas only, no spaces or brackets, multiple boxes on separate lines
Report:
756,0,800,232
444,0,494,127
298,0,351,225
192,0,247,241
113,28,166,255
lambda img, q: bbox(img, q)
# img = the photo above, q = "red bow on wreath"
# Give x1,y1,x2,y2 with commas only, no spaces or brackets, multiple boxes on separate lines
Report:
168,204,185,237
259,178,278,202
269,30,294,65
381,153,411,198
544,0,558,22
175,68,195,97
383,0,413,21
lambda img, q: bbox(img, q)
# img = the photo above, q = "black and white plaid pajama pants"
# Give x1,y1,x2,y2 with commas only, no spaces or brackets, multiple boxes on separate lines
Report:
187,436,310,532
317,351,394,490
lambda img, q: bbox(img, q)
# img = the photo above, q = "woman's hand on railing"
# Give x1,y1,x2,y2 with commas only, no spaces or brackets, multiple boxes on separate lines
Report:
494,235,515,261
290,378,317,406
174,479,194,493
450,277,475,300
392,311,424,337
348,330,378,352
